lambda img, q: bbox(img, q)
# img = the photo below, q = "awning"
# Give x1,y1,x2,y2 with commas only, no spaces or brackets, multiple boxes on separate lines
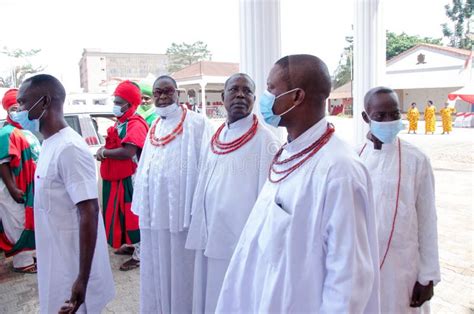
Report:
448,85,474,104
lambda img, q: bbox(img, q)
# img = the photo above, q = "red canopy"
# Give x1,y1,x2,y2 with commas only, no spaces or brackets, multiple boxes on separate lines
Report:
448,85,474,104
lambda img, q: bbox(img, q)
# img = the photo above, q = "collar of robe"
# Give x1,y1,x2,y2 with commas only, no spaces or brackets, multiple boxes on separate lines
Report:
211,114,258,155
149,105,187,147
268,122,335,183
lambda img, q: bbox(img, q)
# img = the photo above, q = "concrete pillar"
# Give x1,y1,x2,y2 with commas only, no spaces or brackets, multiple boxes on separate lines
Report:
239,0,281,110
239,0,281,137
353,0,386,143
200,81,207,117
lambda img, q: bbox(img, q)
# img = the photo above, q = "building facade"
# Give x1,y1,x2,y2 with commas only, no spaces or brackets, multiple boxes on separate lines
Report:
329,44,474,116
79,49,169,93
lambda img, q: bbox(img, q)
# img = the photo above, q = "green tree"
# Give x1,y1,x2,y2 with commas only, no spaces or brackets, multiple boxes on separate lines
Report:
441,0,474,49
333,36,353,89
166,41,212,73
386,31,442,60
0,47,45,87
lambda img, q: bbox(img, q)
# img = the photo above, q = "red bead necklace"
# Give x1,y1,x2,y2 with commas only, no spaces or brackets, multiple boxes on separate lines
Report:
269,123,335,183
359,138,401,269
211,114,259,155
149,105,187,147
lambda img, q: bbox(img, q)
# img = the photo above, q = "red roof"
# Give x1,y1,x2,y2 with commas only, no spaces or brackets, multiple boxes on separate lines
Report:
173,61,239,80
387,43,472,65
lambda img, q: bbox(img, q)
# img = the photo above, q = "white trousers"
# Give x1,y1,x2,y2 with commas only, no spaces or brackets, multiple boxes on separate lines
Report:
0,180,34,268
192,250,229,314
140,229,195,314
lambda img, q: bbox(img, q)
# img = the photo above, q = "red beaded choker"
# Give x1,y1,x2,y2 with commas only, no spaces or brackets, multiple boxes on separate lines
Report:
211,114,258,155
269,123,335,183
149,105,187,147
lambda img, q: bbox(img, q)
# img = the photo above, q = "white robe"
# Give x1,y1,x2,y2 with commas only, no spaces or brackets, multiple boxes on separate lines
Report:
132,107,213,313
34,127,115,313
215,118,380,313
185,114,280,313
358,138,440,313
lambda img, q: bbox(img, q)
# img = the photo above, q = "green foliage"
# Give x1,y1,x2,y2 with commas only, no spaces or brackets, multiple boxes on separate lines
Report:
441,0,474,49
0,47,44,87
386,32,442,60
166,41,212,73
333,36,353,89
333,32,443,89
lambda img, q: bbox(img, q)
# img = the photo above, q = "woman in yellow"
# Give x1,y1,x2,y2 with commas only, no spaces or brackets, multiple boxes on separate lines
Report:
407,102,420,134
424,100,436,134
440,102,456,134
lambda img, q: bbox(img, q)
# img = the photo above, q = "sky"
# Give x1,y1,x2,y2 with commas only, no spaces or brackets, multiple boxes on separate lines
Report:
0,0,452,92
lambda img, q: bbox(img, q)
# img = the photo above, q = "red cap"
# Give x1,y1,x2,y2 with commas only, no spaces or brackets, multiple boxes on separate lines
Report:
2,88,18,111
113,81,141,108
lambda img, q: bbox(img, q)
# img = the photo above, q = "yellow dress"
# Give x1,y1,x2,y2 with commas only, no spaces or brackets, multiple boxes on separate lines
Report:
407,108,420,132
424,105,436,133
440,107,456,133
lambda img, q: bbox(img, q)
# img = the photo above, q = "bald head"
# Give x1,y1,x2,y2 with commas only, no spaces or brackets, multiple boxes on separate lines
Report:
224,73,255,91
364,86,399,112
19,74,66,108
275,54,331,105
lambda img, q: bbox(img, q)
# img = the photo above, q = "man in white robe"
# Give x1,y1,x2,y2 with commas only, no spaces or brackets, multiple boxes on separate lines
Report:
17,74,115,313
185,73,280,313
216,54,380,313
359,86,440,313
132,75,212,313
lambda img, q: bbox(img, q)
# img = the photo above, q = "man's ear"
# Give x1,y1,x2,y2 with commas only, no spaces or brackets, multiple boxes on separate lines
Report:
221,92,225,102
362,111,370,124
43,95,51,109
294,88,305,106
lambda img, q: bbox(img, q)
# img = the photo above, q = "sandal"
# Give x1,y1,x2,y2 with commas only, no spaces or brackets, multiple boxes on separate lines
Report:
13,263,37,274
114,245,135,256
119,258,140,271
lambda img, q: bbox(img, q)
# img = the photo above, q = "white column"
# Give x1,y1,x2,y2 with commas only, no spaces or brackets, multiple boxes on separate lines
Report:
353,0,386,143
239,0,281,109
200,81,207,117
239,0,281,138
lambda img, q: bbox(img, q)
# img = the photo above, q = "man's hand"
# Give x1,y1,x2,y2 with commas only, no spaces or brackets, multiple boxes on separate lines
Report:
8,187,24,203
96,147,106,162
58,277,87,313
410,281,434,307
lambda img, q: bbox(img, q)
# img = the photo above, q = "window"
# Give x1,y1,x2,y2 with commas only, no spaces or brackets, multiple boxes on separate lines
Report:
65,116,81,135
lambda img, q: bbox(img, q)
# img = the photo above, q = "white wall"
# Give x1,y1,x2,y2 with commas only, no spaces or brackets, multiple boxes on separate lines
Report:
386,47,473,89
86,56,107,93
399,87,471,113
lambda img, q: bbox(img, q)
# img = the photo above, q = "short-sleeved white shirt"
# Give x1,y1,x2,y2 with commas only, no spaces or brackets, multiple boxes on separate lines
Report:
34,127,115,313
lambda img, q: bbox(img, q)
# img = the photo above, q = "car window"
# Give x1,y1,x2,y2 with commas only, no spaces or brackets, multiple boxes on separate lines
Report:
65,115,82,135
90,114,116,144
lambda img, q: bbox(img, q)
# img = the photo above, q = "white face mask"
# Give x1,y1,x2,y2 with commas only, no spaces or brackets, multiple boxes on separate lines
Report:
113,105,124,117
370,119,404,143
155,103,179,117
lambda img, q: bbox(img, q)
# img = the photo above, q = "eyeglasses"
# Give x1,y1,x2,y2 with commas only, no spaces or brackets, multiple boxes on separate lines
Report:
153,88,176,97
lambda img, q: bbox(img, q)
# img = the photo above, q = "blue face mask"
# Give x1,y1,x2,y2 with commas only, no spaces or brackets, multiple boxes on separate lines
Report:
10,96,45,132
113,105,124,117
259,88,300,127
370,119,404,143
